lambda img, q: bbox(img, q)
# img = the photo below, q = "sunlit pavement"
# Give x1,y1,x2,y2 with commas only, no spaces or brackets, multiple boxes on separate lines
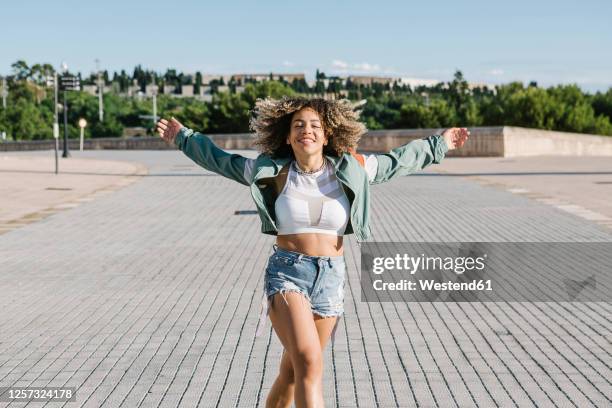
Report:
1,150,610,407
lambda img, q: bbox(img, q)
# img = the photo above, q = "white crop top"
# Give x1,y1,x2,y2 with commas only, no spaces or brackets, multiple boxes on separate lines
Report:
275,159,350,236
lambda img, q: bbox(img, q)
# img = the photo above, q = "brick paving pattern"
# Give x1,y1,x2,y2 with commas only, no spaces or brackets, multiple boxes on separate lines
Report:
0,151,610,407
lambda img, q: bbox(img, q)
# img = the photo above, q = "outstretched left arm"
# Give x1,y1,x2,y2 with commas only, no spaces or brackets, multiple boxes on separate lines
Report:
363,128,469,184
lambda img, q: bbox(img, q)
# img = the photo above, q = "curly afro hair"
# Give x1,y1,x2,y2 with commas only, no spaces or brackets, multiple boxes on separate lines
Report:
249,96,367,158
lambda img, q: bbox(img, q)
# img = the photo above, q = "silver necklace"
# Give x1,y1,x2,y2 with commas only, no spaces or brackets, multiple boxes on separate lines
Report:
294,159,326,175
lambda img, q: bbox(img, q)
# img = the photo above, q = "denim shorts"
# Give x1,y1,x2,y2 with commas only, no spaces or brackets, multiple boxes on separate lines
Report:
255,244,347,344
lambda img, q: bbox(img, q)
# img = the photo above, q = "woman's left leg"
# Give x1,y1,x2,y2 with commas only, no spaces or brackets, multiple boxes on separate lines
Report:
266,314,338,408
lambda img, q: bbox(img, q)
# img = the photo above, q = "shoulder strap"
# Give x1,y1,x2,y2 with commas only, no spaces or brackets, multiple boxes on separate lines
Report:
348,148,366,168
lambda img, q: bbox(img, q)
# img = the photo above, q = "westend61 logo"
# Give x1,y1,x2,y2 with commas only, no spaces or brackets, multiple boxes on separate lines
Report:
360,242,612,303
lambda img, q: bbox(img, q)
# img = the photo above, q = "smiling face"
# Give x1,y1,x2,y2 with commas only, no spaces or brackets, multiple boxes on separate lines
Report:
286,107,328,156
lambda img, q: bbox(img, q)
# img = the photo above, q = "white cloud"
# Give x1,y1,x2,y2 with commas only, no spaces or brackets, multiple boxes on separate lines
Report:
353,62,381,72
282,61,294,67
489,69,504,76
331,60,349,69
330,60,389,74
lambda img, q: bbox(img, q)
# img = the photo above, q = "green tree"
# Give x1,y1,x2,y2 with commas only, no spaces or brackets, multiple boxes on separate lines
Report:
446,70,480,124
241,81,296,107
6,98,53,140
396,99,456,128
30,63,55,85
208,92,251,133
592,89,612,121
194,71,202,95
11,60,30,81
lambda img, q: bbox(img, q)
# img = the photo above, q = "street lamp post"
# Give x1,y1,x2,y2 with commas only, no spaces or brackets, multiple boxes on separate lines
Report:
78,118,87,151
54,72,59,172
47,72,60,173
138,77,159,131
95,59,104,122
62,88,69,157
152,83,158,127
1,77,7,109
1,76,8,144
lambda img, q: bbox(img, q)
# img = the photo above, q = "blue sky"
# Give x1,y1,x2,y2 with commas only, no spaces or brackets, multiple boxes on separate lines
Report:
2,0,610,92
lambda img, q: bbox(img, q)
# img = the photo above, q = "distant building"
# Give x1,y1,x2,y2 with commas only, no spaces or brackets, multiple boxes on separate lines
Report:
82,85,97,96
84,69,498,101
468,82,495,90
396,77,441,88
348,75,394,86
127,85,140,97
181,84,194,97
145,84,159,96
82,84,113,96
200,74,222,85
231,73,305,83
162,85,176,95
320,91,348,100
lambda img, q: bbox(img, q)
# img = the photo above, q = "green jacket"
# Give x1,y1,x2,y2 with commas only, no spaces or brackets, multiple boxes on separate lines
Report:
174,127,449,241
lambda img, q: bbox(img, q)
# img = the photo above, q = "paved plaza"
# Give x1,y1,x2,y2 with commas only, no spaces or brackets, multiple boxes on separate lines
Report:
0,154,146,235
0,150,610,407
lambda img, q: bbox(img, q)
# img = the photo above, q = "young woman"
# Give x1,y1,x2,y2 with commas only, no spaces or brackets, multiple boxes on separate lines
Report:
156,97,468,408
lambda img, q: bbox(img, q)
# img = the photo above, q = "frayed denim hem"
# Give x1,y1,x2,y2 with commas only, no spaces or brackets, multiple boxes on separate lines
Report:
268,287,312,310
255,289,344,347
313,310,344,319
313,311,344,346
255,288,312,338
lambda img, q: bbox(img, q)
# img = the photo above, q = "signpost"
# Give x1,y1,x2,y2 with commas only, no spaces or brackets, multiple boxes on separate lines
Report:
59,67,80,158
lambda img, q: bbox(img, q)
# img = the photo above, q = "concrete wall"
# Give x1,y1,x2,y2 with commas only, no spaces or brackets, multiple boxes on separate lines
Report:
1,126,611,156
362,127,504,157
503,126,612,157
361,126,612,157
0,134,255,152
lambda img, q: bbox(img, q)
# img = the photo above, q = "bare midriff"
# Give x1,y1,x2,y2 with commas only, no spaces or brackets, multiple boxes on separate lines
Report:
276,233,344,257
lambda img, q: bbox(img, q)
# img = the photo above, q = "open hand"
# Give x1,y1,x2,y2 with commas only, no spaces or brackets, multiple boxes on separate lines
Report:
442,127,469,150
156,117,184,144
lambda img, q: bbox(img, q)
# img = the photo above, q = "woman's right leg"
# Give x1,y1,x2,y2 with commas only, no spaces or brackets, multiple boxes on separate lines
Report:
266,291,324,408
267,314,338,408
266,348,295,408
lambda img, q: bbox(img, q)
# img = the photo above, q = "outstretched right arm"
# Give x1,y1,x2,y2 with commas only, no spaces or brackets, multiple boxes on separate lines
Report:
157,117,255,186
